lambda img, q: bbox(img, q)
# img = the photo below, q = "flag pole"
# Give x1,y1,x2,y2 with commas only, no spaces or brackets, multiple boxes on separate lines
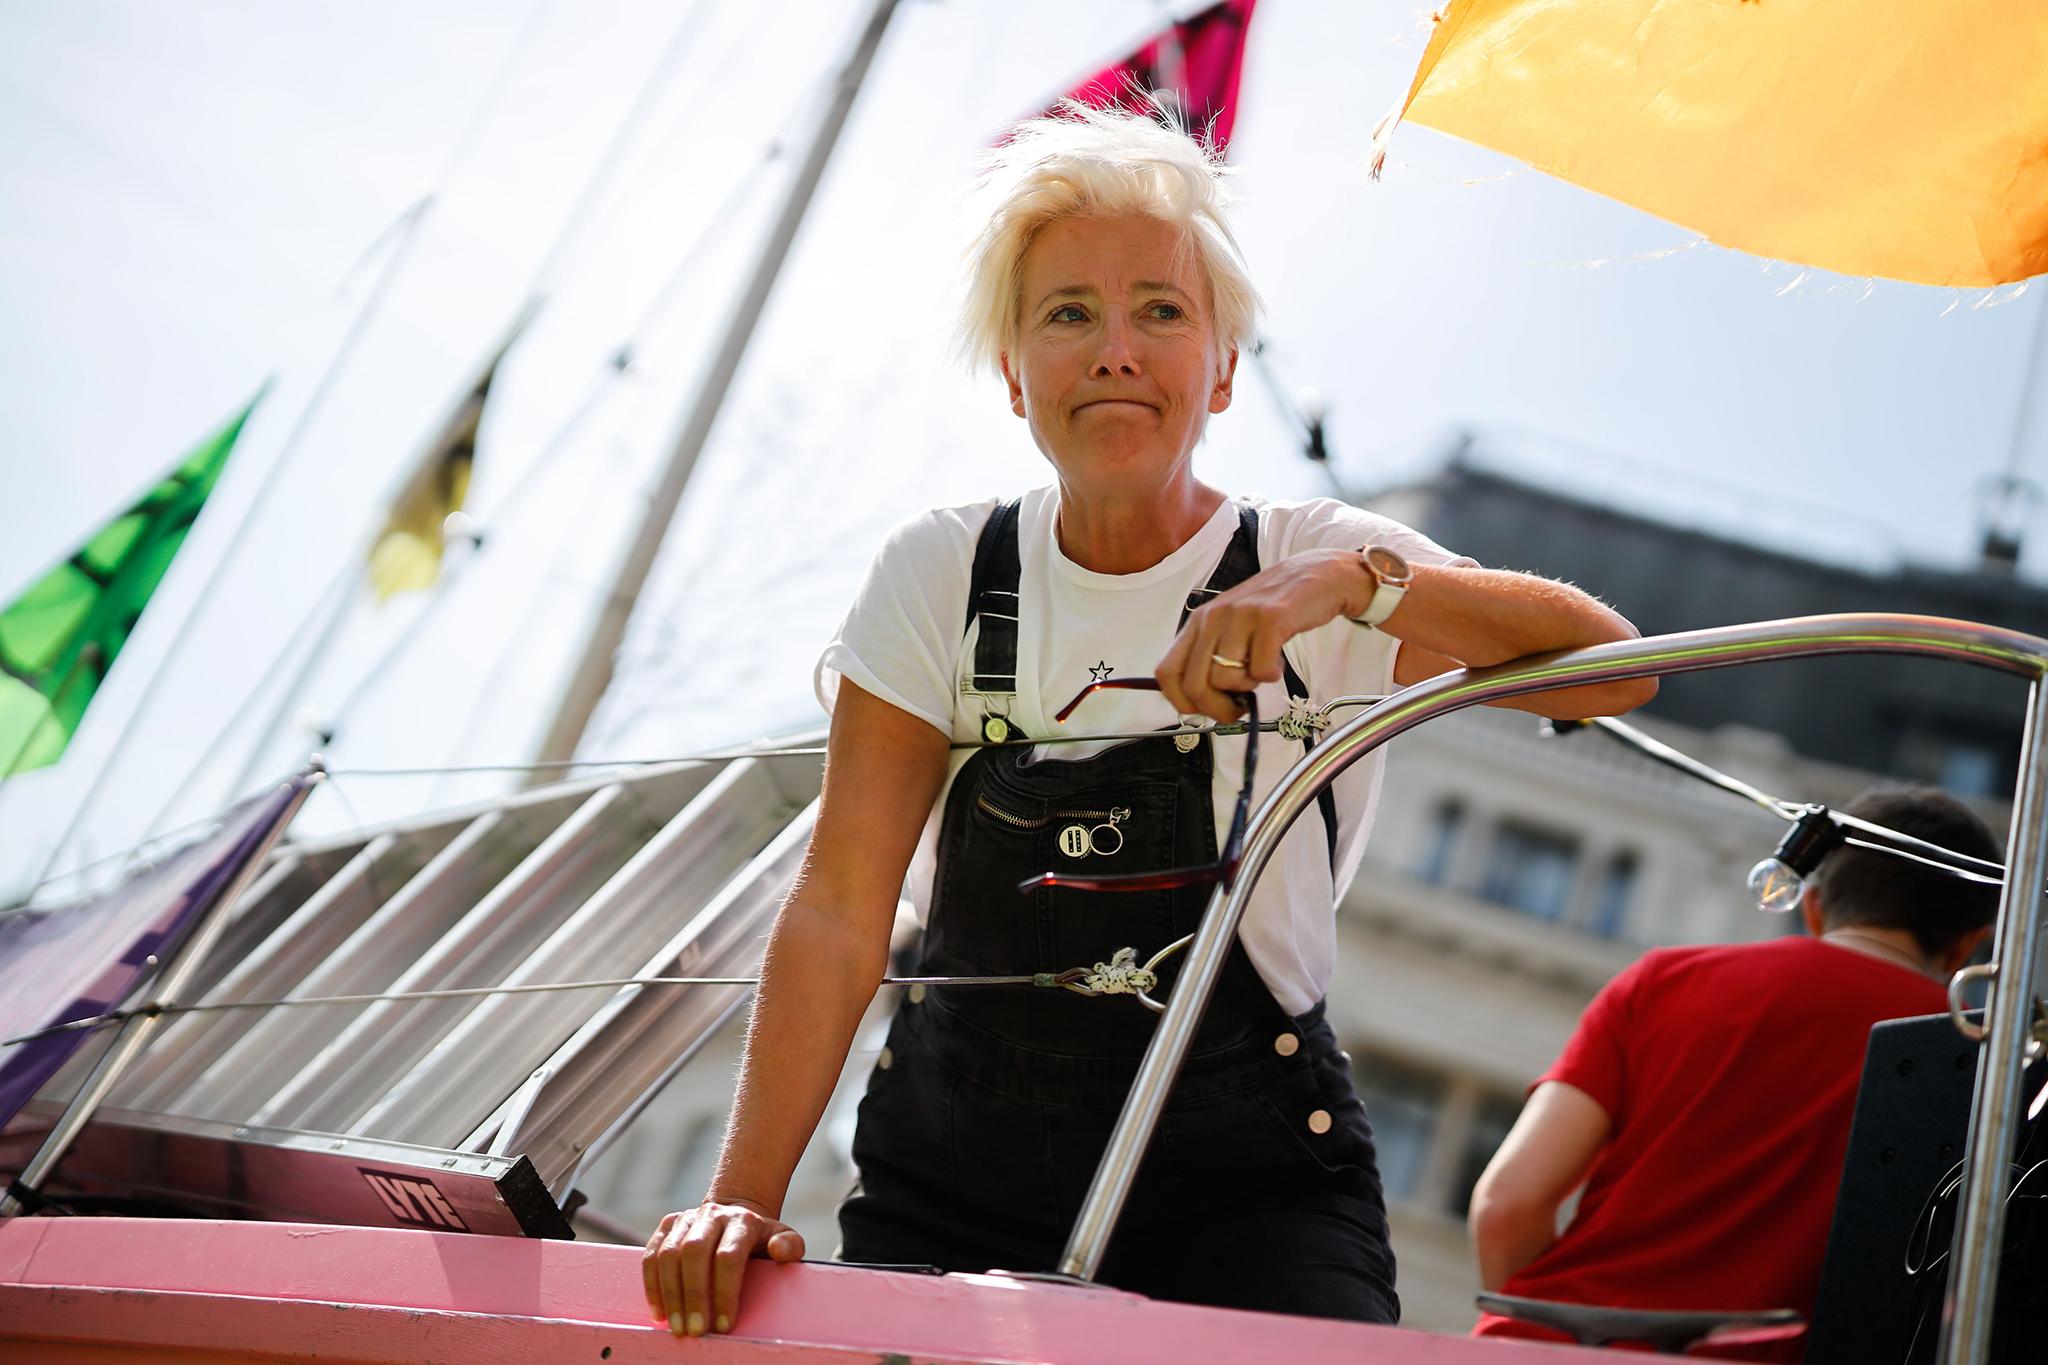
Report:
18,204,430,898
528,0,903,772
122,557,356,855
17,6,557,895
217,576,363,803
156,1,733,824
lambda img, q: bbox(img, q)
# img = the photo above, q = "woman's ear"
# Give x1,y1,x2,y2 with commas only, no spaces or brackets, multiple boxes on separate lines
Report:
1000,353,1025,418
1209,346,1238,415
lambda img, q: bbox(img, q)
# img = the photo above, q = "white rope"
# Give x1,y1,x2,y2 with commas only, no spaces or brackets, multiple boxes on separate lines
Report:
1076,947,1159,997
1275,697,1329,742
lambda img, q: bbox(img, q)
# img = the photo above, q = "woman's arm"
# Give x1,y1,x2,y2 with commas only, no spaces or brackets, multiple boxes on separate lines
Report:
642,680,949,1338
1158,549,1656,722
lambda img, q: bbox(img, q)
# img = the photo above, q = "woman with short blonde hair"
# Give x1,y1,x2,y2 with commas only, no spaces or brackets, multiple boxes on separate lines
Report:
643,103,1651,1339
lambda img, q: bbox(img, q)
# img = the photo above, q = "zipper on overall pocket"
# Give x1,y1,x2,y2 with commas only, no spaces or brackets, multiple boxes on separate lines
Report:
974,793,1130,830
976,792,1133,859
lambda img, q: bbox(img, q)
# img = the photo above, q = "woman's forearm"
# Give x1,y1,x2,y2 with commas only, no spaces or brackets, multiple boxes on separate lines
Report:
1373,562,1657,718
1377,564,1638,665
705,895,891,1214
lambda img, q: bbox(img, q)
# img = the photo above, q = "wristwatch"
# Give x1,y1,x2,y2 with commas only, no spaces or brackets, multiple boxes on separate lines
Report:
1347,545,1413,628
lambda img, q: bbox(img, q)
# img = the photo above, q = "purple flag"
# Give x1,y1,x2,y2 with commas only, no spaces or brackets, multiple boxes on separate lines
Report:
0,779,304,1130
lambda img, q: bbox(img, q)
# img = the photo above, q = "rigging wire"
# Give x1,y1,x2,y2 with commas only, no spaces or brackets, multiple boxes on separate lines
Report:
72,10,806,879
1,939,1195,1049
11,695,1357,907
524,0,724,296
1563,715,2008,881
3,806,246,912
366,82,823,802
126,558,362,852
20,1,557,900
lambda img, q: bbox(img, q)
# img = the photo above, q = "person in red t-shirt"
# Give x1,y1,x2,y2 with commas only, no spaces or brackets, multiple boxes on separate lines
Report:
1468,787,2001,1357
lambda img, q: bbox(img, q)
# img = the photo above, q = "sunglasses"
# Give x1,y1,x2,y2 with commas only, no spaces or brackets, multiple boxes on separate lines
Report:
1016,677,1257,895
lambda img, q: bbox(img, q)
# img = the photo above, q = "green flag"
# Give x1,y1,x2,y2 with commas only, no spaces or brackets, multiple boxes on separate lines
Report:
0,391,264,778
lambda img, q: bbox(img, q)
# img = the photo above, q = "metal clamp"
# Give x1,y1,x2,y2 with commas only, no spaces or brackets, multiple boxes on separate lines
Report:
1949,963,1998,1042
1133,935,1194,1015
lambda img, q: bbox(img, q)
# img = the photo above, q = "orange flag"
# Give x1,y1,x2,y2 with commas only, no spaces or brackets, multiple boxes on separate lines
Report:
1382,0,2048,287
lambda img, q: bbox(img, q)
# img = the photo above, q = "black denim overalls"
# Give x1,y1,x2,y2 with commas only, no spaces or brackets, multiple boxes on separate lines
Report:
837,500,1400,1324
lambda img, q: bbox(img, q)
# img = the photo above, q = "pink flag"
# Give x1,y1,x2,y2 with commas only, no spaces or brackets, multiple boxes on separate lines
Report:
1048,1,1258,154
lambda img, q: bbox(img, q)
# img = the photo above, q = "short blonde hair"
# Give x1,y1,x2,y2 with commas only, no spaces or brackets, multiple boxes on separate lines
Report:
958,101,1260,377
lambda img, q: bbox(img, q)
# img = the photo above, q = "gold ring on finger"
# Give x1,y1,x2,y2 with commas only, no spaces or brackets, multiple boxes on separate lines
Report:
1210,653,1246,669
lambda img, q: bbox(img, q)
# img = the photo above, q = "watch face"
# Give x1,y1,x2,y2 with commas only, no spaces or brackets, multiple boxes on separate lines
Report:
1365,545,1413,586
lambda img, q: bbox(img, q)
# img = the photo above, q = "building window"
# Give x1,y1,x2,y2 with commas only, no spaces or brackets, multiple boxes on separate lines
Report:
1478,822,1580,920
1938,744,2001,799
1414,800,1465,885
1349,1051,1446,1205
1895,727,2007,800
1452,1092,1527,1218
1587,851,1638,939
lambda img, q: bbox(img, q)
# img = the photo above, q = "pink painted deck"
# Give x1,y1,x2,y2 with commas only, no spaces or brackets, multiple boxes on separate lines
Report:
0,1217,1616,1363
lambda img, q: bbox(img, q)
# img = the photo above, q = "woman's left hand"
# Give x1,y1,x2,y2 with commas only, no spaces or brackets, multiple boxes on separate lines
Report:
1158,549,1360,722
1160,547,1657,724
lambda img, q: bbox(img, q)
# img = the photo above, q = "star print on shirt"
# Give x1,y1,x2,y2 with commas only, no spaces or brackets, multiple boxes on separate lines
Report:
1088,660,1114,682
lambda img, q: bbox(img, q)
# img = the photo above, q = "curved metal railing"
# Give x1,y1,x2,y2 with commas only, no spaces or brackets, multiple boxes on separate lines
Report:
1057,614,2048,1365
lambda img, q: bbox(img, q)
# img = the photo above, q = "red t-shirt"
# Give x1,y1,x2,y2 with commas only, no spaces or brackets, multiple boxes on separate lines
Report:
1472,936,1948,1358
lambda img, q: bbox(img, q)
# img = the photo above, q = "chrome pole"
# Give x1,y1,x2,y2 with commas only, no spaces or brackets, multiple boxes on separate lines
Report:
1059,614,2048,1281
1938,678,2048,1365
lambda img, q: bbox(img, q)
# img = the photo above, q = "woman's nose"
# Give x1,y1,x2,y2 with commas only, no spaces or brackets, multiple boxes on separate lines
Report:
1090,317,1142,377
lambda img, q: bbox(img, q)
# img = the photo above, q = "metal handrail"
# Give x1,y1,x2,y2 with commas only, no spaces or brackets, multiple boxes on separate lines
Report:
1056,613,2048,1365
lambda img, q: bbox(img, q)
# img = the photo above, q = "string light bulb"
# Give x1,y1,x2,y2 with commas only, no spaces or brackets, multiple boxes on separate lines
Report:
1748,804,1845,914
1746,856,1807,914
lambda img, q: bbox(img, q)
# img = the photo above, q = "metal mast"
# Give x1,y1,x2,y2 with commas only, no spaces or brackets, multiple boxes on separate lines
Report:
530,0,902,772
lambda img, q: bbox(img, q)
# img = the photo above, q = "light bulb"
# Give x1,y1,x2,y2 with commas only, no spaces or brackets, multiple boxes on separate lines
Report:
1747,857,1805,914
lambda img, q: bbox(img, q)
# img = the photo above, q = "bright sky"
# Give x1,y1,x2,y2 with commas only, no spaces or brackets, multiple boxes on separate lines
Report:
1,0,2042,902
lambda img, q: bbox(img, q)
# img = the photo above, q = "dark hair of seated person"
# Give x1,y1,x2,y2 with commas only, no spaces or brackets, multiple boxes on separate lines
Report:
1805,786,2002,959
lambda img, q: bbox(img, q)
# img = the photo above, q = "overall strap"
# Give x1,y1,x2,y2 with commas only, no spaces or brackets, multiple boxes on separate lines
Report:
1182,503,1340,873
964,498,1023,695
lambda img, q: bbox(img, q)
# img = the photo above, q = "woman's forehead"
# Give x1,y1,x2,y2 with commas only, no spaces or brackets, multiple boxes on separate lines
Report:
1019,214,1204,293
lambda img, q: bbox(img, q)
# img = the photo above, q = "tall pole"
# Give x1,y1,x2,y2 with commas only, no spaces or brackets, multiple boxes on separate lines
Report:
1937,676,2048,1364
530,0,901,771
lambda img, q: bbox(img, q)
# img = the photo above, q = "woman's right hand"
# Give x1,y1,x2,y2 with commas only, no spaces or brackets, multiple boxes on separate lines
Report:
642,1198,806,1337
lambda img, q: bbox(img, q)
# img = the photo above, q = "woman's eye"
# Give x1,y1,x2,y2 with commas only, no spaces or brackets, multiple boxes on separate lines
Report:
1049,304,1087,323
1149,301,1185,321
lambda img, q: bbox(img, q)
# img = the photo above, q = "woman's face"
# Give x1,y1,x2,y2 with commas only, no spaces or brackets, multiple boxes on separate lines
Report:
1001,214,1236,496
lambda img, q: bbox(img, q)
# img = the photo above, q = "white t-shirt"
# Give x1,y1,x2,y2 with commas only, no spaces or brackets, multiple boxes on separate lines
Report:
815,487,1473,1016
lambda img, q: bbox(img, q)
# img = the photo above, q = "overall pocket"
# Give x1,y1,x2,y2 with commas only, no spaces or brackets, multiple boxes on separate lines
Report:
1254,1054,1383,1191
1033,779,1183,974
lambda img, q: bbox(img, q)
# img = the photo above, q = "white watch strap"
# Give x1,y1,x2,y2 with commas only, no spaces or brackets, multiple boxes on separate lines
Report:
1353,577,1407,628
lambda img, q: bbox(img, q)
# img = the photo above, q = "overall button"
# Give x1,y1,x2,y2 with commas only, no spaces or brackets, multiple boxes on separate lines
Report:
907,985,926,1004
1273,1032,1300,1057
878,1047,894,1071
1307,1109,1332,1135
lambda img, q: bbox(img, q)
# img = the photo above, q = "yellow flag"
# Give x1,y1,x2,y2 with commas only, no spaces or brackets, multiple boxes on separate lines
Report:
366,318,528,602
1387,0,2048,287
